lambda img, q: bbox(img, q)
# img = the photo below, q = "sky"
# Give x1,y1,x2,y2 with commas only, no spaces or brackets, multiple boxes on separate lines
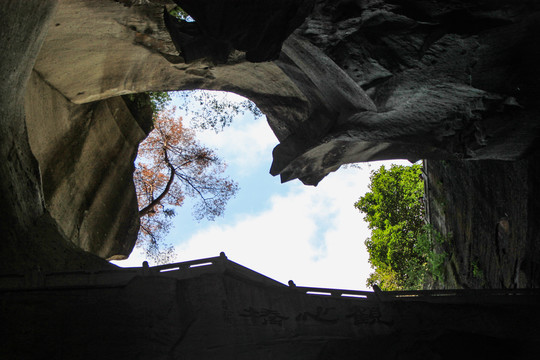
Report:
112,91,411,291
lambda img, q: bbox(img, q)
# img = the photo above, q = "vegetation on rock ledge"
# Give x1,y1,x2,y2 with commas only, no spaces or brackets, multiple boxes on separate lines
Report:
355,164,449,290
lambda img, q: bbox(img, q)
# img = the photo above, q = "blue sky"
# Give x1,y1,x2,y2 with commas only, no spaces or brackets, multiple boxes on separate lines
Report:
112,92,411,291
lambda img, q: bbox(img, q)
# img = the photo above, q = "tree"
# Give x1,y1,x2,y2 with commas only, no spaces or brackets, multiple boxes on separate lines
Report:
148,91,172,114
176,90,263,132
169,5,189,21
134,106,238,263
355,164,427,290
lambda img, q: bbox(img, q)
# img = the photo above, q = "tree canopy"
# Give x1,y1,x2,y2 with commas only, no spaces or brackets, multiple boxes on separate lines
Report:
355,163,430,290
130,89,262,264
134,106,238,264
176,90,263,132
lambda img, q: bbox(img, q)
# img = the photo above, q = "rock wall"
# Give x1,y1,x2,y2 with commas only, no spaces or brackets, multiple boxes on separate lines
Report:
2,0,540,267
25,72,151,259
31,0,540,186
0,1,113,272
277,0,540,184
2,264,538,359
425,156,540,289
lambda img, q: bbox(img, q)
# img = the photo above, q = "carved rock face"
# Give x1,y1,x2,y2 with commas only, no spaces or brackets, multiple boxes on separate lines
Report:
36,0,540,186
167,0,315,62
162,0,540,184
277,0,540,184
25,73,150,259
0,1,114,272
2,0,540,263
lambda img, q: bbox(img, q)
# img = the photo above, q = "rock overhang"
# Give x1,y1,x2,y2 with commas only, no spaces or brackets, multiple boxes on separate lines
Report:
3,0,540,263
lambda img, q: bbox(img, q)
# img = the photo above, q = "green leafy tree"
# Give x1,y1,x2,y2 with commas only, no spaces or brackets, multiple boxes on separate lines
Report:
355,164,427,290
148,91,172,114
148,90,263,132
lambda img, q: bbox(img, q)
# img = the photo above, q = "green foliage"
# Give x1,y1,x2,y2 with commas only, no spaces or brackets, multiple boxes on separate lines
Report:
356,164,424,232
412,225,450,287
176,90,263,132
472,260,484,280
366,267,402,291
148,91,172,115
146,90,263,131
355,164,449,290
355,164,425,288
169,6,189,21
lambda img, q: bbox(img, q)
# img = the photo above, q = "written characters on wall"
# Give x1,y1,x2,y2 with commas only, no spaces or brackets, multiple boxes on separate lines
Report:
235,304,388,327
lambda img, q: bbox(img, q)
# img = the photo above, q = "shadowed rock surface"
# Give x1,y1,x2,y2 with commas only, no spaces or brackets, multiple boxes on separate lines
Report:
1,256,538,359
167,0,316,62
425,154,540,289
32,0,540,182
0,0,114,273
275,0,540,184
1,0,539,277
25,72,152,259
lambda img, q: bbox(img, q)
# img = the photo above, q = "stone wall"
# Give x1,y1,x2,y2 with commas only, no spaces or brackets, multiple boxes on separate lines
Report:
1,258,538,359
0,1,113,273
425,156,540,289
25,72,151,259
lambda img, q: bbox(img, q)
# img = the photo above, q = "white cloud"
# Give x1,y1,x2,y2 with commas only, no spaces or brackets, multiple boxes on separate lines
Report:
195,116,277,174
173,91,278,176
168,161,409,291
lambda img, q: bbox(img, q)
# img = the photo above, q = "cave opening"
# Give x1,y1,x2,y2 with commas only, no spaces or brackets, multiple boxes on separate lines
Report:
112,89,412,292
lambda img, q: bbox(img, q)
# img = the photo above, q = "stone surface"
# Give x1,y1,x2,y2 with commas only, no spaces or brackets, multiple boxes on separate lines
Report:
1,0,540,271
25,72,151,259
1,257,538,359
425,156,540,289
278,0,540,184
0,1,113,273
169,0,315,62
30,0,540,186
